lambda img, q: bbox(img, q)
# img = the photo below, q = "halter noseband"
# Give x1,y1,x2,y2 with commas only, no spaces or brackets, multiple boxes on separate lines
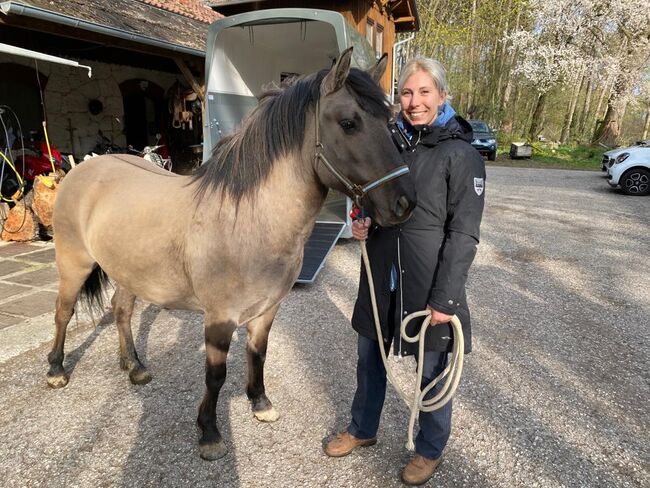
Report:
313,97,410,208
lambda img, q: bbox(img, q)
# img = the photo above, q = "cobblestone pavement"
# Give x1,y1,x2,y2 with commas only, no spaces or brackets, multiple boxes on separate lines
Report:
0,167,648,487
0,241,59,362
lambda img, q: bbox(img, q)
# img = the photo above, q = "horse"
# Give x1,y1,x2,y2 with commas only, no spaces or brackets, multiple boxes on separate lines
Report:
46,48,416,460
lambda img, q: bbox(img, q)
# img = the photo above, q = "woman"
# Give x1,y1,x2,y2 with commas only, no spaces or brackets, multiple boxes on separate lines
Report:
324,58,486,486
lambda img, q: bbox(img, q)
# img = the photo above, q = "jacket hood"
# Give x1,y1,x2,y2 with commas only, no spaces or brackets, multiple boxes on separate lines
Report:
412,115,475,147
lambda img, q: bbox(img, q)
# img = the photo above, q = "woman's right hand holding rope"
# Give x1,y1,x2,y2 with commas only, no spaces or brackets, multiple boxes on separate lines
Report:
351,217,371,240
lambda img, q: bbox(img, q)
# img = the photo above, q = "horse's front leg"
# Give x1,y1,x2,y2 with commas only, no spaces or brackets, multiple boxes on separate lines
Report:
197,316,236,461
246,304,280,422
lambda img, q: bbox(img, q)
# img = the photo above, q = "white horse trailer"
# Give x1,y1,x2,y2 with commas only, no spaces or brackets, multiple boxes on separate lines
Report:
203,8,379,283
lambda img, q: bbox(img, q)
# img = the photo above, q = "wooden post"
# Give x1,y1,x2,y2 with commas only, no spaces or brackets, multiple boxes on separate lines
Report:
174,57,205,104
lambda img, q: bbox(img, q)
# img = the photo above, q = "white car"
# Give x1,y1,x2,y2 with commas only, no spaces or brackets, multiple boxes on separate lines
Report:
603,142,650,195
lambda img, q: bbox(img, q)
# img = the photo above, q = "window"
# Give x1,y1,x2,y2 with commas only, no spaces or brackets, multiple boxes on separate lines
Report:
375,25,384,58
366,19,374,46
365,19,384,60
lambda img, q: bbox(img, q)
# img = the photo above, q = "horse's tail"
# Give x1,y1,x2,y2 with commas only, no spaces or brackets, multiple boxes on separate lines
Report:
80,264,110,314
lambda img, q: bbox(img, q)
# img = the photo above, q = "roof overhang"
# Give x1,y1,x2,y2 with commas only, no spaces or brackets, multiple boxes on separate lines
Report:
0,42,93,76
385,0,419,32
0,1,206,58
208,0,420,32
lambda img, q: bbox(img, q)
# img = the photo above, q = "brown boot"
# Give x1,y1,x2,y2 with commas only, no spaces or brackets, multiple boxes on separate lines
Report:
324,431,377,457
401,454,442,485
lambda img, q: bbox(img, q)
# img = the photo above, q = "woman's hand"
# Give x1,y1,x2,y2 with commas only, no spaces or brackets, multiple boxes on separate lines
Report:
352,217,372,240
426,305,453,325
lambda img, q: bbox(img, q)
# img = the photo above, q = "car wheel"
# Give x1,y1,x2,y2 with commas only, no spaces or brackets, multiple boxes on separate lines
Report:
620,168,650,196
488,150,497,161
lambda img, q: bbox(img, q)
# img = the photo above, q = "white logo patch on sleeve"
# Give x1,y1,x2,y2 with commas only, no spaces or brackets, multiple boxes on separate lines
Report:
474,177,484,196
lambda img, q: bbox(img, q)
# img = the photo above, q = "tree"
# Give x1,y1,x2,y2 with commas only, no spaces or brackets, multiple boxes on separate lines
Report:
592,0,650,146
506,0,596,140
397,0,649,145
629,71,650,140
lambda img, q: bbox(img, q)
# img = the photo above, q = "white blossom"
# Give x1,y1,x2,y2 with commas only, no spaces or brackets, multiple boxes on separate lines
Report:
507,0,650,102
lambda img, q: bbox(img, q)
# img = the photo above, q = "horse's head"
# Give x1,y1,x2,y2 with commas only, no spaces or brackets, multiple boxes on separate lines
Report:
312,48,416,227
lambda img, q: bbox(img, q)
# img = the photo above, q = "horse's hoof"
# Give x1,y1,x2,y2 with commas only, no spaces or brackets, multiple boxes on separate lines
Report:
129,367,152,385
199,441,227,461
253,407,280,423
47,373,69,389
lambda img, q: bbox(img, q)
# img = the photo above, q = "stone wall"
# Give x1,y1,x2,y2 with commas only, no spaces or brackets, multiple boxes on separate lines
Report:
0,54,183,157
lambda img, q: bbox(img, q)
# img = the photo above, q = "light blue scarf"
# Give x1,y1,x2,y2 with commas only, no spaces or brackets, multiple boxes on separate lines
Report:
396,102,457,141
433,101,456,127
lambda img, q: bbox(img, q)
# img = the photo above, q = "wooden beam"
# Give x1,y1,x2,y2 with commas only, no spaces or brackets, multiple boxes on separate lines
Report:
394,16,416,24
386,0,406,15
174,57,205,104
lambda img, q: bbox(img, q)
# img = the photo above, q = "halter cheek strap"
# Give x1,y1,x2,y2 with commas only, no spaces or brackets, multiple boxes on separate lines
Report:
313,98,410,208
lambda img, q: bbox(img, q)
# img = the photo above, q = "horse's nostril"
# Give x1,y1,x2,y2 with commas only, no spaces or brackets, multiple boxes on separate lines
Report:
394,196,411,218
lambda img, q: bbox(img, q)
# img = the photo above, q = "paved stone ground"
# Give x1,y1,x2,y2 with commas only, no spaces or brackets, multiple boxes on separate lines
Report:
0,167,648,487
0,242,60,361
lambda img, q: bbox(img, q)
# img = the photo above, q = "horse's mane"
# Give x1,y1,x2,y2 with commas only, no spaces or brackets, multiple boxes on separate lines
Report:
192,68,391,204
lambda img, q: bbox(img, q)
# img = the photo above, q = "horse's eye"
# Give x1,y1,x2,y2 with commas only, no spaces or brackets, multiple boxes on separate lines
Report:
339,119,356,133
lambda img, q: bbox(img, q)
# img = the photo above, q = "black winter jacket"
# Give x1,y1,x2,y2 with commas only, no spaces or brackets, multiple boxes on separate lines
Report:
351,115,485,355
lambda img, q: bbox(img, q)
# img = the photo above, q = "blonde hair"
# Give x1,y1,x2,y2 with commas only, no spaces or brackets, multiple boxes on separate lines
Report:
397,58,450,97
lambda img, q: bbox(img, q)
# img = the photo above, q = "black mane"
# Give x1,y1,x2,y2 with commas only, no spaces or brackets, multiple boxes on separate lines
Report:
192,68,391,204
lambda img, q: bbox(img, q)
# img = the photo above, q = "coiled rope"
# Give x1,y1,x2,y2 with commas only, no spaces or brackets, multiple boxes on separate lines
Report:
360,240,464,450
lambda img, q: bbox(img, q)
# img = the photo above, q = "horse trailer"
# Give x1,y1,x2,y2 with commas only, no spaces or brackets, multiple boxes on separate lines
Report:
203,8,379,283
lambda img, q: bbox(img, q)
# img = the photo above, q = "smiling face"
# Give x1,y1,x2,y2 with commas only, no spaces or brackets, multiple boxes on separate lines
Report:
399,69,446,126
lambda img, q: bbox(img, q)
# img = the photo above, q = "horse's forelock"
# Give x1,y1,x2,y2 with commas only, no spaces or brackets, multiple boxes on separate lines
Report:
192,68,389,204
344,68,393,120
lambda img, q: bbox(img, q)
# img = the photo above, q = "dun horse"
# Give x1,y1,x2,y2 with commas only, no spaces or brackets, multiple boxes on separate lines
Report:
47,49,415,460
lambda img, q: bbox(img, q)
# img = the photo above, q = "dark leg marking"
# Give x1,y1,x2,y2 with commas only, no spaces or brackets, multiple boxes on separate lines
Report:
47,295,75,388
112,287,151,385
246,305,280,422
47,263,94,388
197,319,236,461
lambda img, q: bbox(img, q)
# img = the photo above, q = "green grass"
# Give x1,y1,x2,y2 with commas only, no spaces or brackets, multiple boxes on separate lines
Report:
490,143,607,171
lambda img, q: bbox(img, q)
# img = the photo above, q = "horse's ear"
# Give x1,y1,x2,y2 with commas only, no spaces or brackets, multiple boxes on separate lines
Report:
321,47,353,97
367,53,388,84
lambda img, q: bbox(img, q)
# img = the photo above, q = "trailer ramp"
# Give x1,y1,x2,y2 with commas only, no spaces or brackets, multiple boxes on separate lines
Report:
297,221,346,283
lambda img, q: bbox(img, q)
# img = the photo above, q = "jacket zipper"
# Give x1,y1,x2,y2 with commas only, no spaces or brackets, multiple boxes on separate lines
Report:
395,123,412,150
395,127,420,358
397,232,404,358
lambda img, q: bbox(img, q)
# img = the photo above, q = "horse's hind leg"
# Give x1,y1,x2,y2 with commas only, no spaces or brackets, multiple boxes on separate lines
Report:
197,315,237,461
246,304,280,422
47,262,95,388
111,286,151,385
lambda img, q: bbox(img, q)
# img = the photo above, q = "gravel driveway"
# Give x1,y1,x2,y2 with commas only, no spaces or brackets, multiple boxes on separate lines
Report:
0,167,648,487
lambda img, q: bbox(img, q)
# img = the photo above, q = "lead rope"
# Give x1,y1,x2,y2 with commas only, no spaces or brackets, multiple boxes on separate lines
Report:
359,240,465,451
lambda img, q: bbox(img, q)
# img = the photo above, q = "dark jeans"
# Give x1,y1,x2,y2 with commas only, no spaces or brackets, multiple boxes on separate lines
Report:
347,334,452,460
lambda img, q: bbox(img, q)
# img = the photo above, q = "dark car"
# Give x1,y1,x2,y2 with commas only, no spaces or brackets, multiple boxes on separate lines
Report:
468,120,497,161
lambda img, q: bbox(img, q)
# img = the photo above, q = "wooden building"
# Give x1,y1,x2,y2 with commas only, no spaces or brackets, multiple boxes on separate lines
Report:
0,0,220,171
